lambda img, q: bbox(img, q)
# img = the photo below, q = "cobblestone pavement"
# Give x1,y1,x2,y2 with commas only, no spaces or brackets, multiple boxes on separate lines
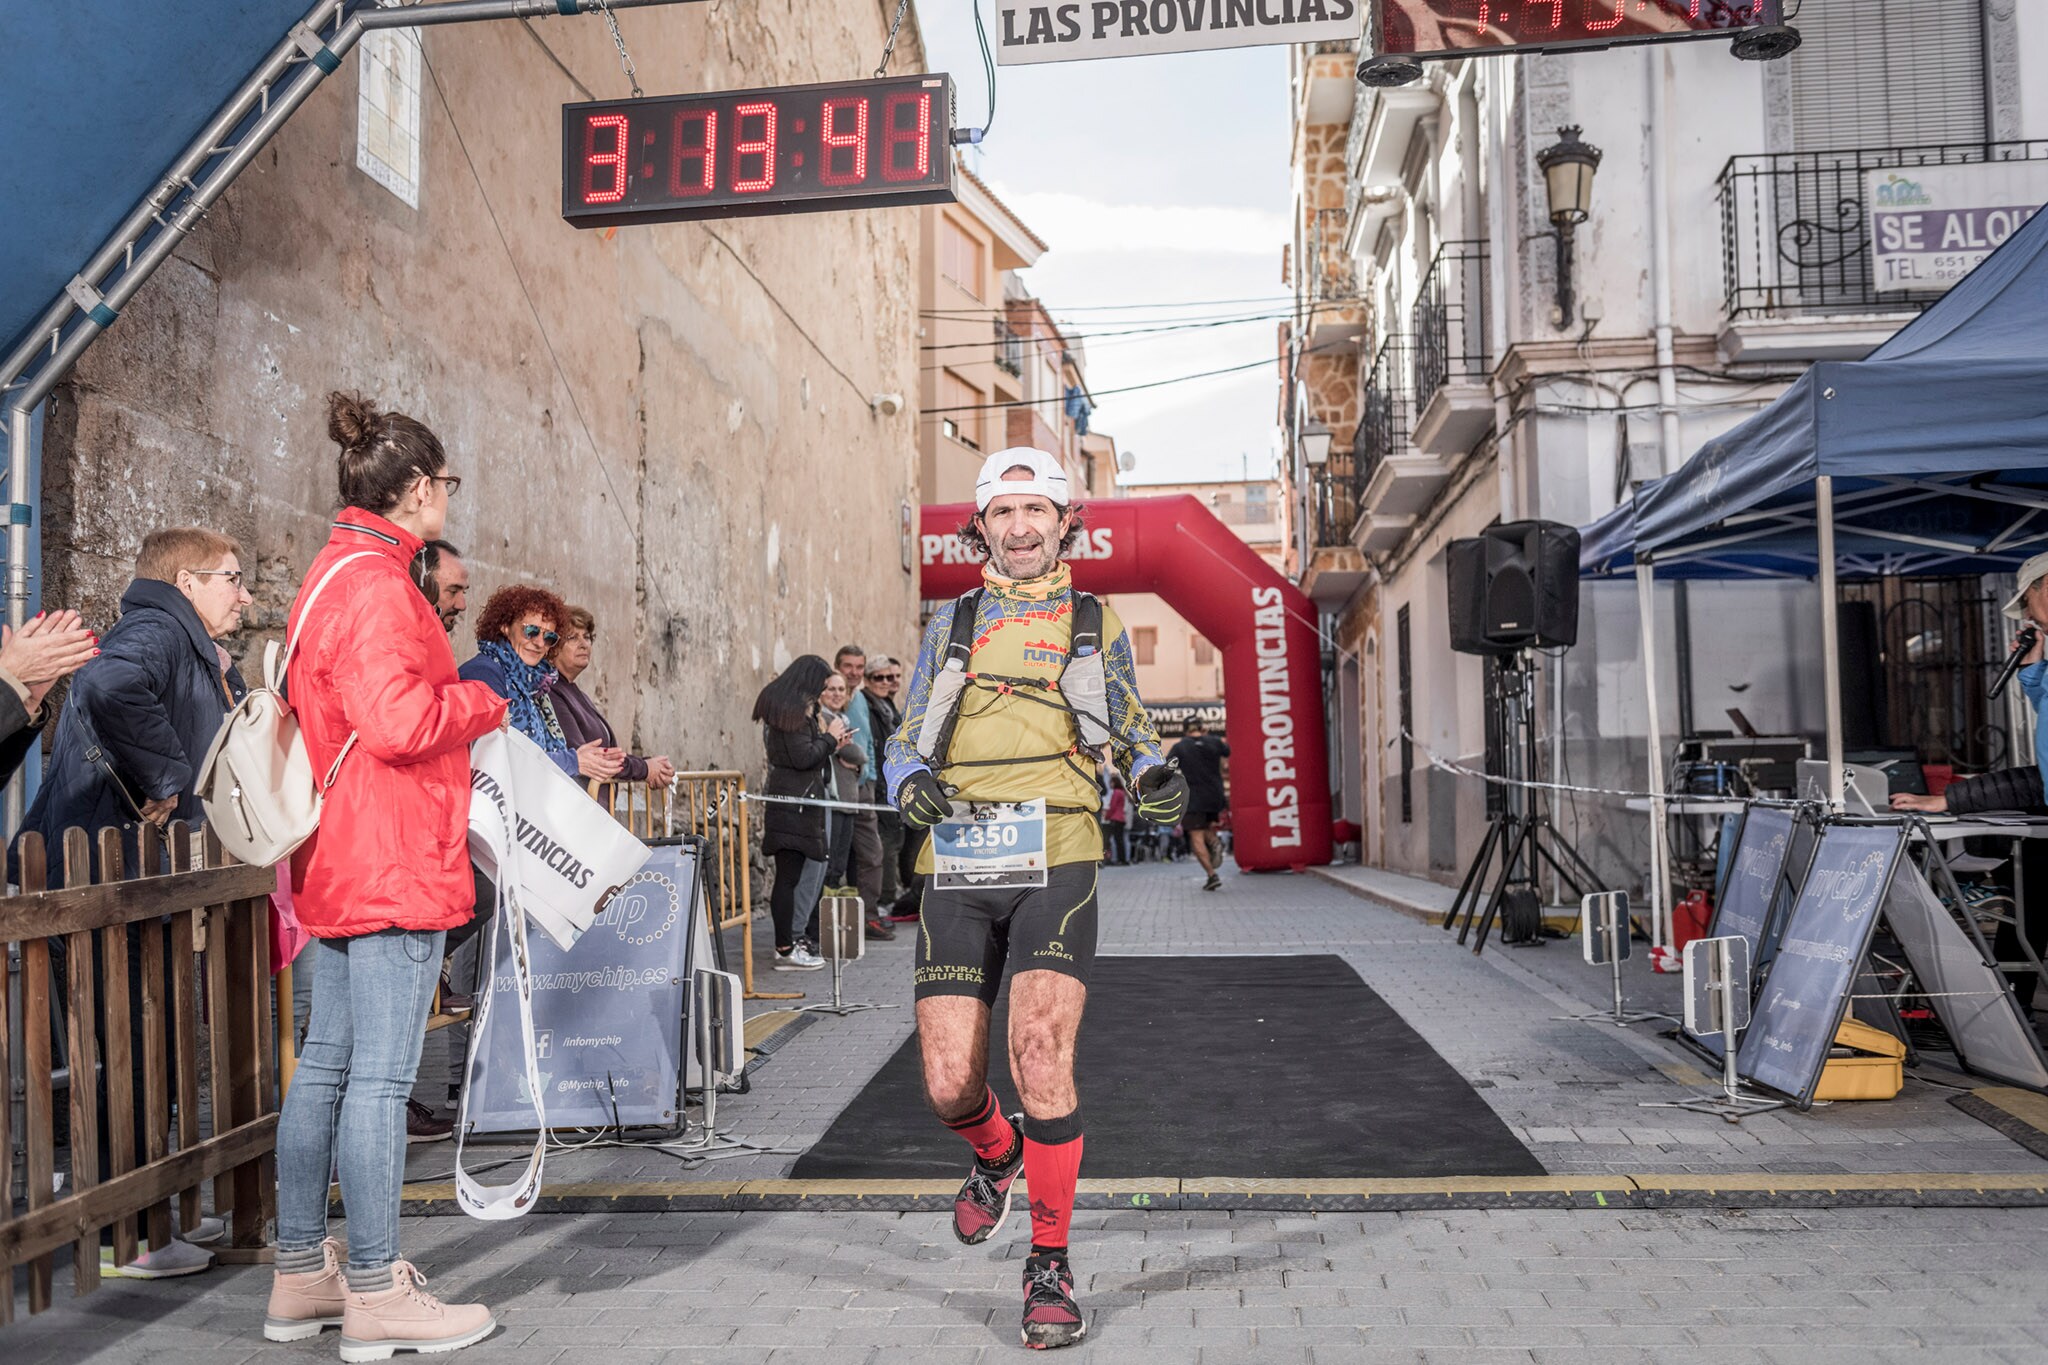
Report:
21,862,2048,1357
18,1203,2048,1363
411,859,2048,1186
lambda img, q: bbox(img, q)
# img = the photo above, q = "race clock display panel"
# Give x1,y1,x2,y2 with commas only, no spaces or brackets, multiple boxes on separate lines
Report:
1372,0,1786,60
563,74,955,227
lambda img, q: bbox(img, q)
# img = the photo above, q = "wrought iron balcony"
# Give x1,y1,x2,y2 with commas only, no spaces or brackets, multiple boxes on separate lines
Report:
1352,334,1413,505
1310,452,1357,550
994,320,1024,376
1719,140,2048,321
1411,240,1489,411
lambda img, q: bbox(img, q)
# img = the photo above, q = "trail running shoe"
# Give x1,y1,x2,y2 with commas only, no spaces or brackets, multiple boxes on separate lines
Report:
952,1124,1023,1245
1202,871,1222,891
1020,1252,1085,1350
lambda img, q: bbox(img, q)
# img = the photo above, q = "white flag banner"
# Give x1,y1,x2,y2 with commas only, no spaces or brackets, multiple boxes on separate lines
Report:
996,0,1362,65
454,728,652,1220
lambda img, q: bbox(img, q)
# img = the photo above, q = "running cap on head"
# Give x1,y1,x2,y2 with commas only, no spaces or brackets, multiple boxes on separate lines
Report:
2004,550,2048,619
975,447,1070,512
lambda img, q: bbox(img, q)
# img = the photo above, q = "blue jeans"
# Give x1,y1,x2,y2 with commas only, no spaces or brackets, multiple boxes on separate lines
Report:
275,928,444,1270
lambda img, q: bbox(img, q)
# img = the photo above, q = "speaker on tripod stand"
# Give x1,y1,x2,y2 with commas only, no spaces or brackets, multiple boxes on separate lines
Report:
1441,521,1605,952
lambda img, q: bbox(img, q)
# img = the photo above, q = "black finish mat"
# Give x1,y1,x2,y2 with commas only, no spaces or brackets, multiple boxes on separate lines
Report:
790,953,1543,1179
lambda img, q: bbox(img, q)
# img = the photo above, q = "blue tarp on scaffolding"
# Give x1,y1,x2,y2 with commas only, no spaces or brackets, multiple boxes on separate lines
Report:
0,0,329,364
1581,203,2048,580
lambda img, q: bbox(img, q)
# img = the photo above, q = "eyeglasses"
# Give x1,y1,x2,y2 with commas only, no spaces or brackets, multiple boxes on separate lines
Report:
871,672,900,682
190,569,244,587
520,624,560,646
425,473,462,497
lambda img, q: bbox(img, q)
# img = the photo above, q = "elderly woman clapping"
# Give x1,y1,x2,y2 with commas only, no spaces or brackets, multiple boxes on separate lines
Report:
457,584,622,781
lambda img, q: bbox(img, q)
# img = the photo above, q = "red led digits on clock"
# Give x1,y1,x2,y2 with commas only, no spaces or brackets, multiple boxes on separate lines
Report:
581,113,630,205
669,109,717,196
880,92,931,183
819,96,869,187
732,101,778,193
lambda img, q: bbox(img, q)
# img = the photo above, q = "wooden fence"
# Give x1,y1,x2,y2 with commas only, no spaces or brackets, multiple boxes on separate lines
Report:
588,772,782,997
0,822,276,1321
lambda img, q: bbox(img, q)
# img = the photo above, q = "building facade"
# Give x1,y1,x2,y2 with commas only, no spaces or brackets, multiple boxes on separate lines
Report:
38,3,933,776
1283,0,2048,887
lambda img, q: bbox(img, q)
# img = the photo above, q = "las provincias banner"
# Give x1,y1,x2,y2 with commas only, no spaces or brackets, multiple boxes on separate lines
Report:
997,0,1363,65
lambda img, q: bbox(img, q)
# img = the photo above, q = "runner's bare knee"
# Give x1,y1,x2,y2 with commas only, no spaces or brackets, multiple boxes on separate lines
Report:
917,995,991,1119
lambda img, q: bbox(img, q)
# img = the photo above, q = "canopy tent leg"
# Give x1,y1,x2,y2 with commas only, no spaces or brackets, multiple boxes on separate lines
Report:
1817,474,1845,808
1636,561,1671,950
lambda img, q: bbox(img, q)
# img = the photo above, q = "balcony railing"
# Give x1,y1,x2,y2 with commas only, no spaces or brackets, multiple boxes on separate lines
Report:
994,320,1024,376
1310,453,1357,550
1411,240,1489,410
1353,334,1413,505
1719,140,2048,320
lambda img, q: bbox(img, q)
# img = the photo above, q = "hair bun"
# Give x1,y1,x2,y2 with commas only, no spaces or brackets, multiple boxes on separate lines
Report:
326,390,380,451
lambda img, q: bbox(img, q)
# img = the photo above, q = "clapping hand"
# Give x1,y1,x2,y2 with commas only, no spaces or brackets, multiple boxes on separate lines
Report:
0,610,98,711
577,740,627,781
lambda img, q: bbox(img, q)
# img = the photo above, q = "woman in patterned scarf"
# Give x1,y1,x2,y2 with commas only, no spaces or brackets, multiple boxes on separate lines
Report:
457,584,624,781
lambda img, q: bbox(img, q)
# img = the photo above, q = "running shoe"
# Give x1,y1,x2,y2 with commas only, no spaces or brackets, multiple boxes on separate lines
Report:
866,916,897,941
774,945,826,971
952,1124,1023,1245
1020,1251,1085,1350
1202,871,1222,891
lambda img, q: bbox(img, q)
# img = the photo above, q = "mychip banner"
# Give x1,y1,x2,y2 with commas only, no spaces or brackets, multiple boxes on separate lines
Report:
465,841,702,1134
1867,162,2048,294
996,0,1363,65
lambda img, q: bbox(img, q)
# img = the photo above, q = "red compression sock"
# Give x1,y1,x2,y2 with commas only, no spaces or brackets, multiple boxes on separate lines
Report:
1022,1111,1084,1250
944,1086,1019,1165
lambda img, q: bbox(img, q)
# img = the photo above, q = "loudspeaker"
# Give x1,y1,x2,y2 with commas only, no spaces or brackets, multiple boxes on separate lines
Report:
1448,520,1582,655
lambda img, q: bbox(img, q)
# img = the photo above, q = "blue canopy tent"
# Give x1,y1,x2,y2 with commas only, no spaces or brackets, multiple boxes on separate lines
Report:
1578,204,2048,941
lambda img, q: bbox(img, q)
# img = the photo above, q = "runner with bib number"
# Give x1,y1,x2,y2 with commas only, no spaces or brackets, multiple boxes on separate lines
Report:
884,448,1188,1352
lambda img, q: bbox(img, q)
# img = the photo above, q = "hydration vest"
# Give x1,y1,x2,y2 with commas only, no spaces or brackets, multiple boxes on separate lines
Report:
913,587,1116,778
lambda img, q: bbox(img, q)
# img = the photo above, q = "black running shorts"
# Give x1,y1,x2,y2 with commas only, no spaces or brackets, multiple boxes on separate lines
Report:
913,862,1099,1004
1184,807,1223,833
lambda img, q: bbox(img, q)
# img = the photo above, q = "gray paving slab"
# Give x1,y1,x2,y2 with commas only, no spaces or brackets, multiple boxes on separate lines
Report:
14,1204,2048,1360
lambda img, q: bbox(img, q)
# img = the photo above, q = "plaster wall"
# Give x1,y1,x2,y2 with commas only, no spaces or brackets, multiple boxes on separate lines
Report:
42,4,927,773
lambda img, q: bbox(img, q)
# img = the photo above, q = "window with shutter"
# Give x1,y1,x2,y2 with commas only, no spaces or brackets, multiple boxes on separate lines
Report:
1787,0,1986,152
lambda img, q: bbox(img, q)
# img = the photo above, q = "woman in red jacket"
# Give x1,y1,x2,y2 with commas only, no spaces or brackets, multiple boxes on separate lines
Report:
265,392,506,1358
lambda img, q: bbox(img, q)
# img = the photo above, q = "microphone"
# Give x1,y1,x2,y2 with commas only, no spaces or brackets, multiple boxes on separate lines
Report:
1990,624,2040,700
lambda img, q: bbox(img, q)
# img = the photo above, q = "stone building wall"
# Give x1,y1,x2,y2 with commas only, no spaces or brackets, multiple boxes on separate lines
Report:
39,3,927,773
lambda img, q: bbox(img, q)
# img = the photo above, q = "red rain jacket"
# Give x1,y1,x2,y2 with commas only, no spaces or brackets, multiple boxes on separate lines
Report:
285,510,506,937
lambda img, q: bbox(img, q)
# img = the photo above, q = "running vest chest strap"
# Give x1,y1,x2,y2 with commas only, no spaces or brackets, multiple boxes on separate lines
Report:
912,586,1113,773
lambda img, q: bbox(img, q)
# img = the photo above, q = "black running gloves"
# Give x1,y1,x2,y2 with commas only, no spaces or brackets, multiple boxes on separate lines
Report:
1134,763,1190,826
897,768,954,829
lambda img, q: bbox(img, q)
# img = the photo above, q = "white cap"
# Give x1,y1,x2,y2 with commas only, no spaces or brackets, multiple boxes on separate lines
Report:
2005,551,2048,619
974,447,1070,512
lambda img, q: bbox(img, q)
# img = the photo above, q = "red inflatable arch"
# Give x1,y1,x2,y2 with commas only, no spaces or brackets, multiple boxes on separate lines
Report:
918,496,1331,872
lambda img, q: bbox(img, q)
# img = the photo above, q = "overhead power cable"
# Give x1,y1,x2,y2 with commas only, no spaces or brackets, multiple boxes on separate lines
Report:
918,303,1339,356
921,343,1346,415
921,291,1338,315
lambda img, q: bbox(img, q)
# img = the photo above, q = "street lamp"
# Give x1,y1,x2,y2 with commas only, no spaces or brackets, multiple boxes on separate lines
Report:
1301,420,1333,467
1535,126,1602,329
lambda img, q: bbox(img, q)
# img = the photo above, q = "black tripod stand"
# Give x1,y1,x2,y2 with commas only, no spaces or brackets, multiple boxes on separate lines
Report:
1444,651,1604,954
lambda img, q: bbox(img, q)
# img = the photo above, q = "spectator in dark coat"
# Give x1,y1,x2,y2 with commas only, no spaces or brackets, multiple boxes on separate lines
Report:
755,655,848,970
1896,766,2048,1006
552,606,675,791
17,529,250,879
0,610,100,789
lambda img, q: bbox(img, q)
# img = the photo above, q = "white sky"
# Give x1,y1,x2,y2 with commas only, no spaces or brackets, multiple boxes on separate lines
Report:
916,2,1291,486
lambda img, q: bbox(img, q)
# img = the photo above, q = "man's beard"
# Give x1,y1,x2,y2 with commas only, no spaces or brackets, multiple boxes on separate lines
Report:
988,536,1057,579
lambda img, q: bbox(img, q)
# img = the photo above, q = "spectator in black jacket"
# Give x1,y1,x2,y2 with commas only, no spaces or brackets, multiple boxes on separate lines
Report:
17,529,250,879
755,655,848,971
0,610,100,789
1895,769,2048,1007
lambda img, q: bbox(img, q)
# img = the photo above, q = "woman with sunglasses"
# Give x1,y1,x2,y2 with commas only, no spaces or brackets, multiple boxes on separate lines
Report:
459,586,624,782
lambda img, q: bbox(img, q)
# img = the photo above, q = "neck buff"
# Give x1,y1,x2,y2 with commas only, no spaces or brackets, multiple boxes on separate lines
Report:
479,637,568,754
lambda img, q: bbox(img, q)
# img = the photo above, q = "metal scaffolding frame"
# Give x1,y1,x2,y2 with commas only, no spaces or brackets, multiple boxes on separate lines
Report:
0,0,704,826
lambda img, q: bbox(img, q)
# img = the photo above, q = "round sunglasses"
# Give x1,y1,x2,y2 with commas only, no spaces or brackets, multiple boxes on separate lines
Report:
520,624,560,646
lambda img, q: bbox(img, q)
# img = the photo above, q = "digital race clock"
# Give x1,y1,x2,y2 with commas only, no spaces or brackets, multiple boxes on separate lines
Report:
562,74,955,228
1368,0,1790,63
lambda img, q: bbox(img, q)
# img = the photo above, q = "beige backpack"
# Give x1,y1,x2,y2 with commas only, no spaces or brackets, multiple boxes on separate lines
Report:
196,552,374,866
